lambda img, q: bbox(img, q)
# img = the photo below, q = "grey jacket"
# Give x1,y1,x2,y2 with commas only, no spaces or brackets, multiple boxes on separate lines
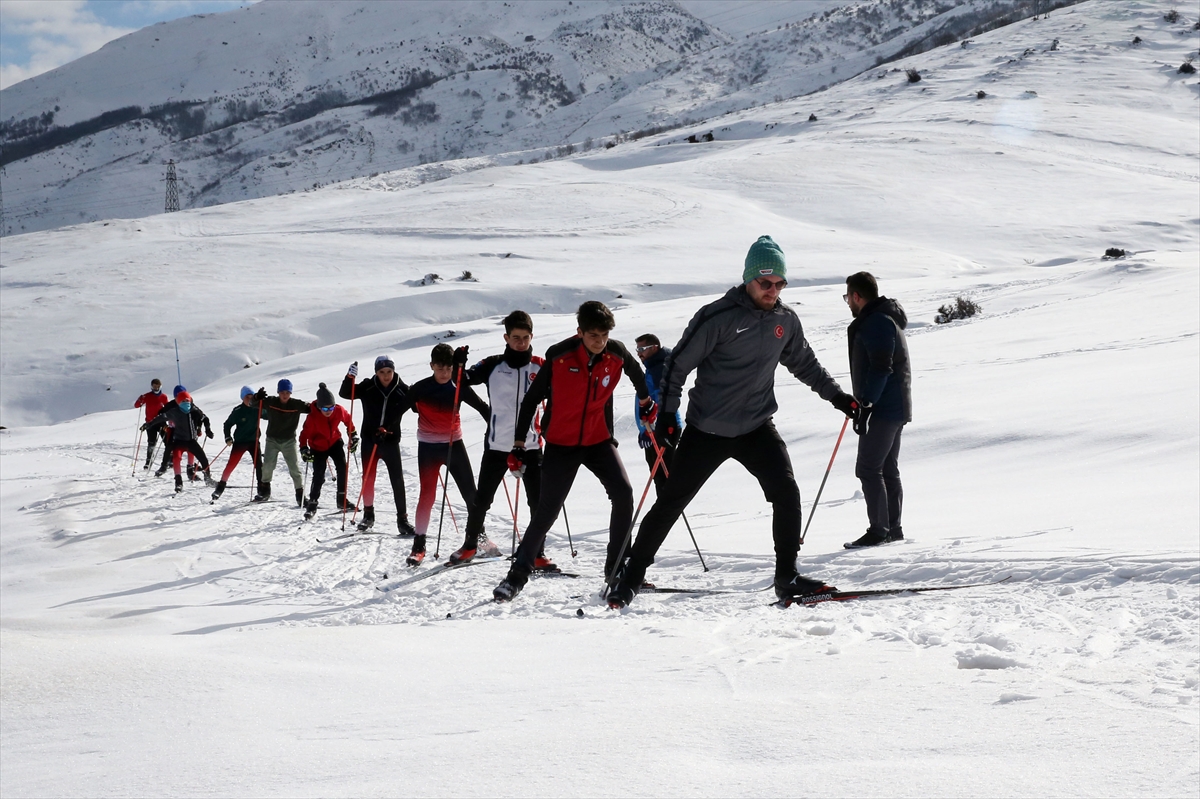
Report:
660,285,843,437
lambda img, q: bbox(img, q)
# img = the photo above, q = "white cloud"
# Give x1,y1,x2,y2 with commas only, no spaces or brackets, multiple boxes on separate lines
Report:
0,1,134,89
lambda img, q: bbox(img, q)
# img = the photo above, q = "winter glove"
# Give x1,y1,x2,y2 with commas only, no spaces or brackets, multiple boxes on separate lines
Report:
225,437,234,446
347,362,358,378
204,423,214,439
348,432,359,453
853,403,874,436
254,387,268,403
452,346,470,367
831,392,859,418
300,446,314,463
637,430,654,450
140,423,148,431
639,398,658,426
507,452,526,476
654,413,677,446
376,426,394,442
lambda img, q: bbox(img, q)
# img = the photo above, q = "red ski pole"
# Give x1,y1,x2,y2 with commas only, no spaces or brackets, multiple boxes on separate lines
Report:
603,439,668,591
800,416,850,545
347,447,379,531
434,363,465,560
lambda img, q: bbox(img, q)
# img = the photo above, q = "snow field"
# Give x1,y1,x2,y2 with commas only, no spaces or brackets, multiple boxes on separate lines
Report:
2,3,1198,796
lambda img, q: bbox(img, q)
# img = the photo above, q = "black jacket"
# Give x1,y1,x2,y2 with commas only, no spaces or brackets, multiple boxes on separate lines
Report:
146,402,209,444
848,297,911,422
341,373,411,443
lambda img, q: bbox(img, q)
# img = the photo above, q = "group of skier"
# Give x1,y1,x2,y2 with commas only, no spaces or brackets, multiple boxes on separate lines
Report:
133,234,911,607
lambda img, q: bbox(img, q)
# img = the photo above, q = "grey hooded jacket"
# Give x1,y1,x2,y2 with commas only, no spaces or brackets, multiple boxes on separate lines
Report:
659,285,843,438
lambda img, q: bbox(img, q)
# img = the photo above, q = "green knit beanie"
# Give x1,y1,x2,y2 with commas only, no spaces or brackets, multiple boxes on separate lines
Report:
743,235,787,283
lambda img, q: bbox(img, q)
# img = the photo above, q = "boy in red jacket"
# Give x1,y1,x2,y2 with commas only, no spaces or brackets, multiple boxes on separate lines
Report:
299,383,358,520
493,301,653,602
134,379,169,470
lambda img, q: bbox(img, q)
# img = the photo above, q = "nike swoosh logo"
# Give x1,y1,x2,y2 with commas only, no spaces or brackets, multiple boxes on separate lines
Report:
736,327,751,334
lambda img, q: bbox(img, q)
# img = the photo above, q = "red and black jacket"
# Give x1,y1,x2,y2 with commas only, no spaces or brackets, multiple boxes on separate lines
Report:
516,337,648,448
134,390,169,422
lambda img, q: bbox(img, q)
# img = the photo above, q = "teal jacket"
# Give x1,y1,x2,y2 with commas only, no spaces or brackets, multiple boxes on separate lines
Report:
223,402,264,446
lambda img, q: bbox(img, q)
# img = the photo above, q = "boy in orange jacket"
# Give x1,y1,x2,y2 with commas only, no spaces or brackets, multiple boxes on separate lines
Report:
299,383,358,520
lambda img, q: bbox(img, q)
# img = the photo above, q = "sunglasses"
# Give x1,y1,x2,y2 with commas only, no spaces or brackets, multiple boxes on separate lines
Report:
318,405,335,413
754,277,787,291
636,345,657,353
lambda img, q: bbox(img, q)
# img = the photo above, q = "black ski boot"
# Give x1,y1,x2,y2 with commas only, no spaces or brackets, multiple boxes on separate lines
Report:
211,481,226,502
336,492,350,513
774,573,837,602
203,469,215,487
186,464,198,482
406,535,427,567
252,481,271,503
606,560,647,609
295,488,304,508
493,568,530,602
303,499,319,520
155,465,168,478
356,505,375,532
844,528,889,549
448,535,479,565
885,527,905,543
174,474,184,494
397,513,416,537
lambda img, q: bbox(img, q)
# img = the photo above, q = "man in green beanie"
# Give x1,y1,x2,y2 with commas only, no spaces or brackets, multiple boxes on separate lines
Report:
607,235,859,608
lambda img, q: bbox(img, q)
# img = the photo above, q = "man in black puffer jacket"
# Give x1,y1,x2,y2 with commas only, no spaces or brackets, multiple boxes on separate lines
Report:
842,271,912,549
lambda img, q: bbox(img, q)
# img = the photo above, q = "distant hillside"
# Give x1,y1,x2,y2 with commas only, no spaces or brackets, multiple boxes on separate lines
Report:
0,0,1070,236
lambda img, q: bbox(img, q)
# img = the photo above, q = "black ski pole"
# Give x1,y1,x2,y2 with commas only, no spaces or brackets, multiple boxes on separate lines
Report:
562,505,578,557
646,431,707,571
801,416,850,545
603,435,667,592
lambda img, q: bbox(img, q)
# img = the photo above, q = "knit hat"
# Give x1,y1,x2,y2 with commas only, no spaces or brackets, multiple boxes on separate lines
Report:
177,391,192,403
173,384,187,398
240,386,254,400
277,378,293,393
315,383,335,407
743,235,787,283
375,355,395,372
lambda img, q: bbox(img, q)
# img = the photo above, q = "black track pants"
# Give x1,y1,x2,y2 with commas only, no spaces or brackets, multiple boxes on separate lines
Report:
465,448,542,546
512,441,631,575
360,438,407,516
309,440,348,504
629,421,802,579
855,419,904,537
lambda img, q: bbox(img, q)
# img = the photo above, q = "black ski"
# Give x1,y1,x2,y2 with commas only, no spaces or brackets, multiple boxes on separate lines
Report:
375,556,505,592
317,530,402,544
774,576,1012,607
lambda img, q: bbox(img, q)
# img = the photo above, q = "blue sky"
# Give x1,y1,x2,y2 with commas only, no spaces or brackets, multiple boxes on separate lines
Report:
1,0,256,89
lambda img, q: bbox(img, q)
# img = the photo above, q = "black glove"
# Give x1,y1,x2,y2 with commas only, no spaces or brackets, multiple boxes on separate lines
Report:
300,446,314,463
348,432,359,453
225,436,234,446
853,403,874,436
204,423,214,439
140,423,148,431
376,426,394,442
831,392,859,418
254,387,268,403
639,399,657,425
452,345,469,367
654,412,677,445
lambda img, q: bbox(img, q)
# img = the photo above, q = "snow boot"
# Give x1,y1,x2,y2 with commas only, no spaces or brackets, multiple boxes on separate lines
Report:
336,492,350,513
844,528,889,549
493,568,530,602
155,465,168,478
252,481,271,503
186,464,195,482
356,506,375,532
478,534,502,558
533,555,559,573
203,469,215,487
303,500,319,521
448,546,477,565
773,573,837,602
397,513,416,537
174,474,184,494
211,481,226,502
605,560,647,609
406,535,427,567
885,527,905,543
295,488,304,508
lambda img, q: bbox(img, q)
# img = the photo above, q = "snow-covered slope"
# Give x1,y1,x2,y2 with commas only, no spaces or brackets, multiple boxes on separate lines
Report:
1,3,1197,795
1,0,1068,236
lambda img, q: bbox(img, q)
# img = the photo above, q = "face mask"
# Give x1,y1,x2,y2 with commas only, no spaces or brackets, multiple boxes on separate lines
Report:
180,402,193,413
152,388,161,394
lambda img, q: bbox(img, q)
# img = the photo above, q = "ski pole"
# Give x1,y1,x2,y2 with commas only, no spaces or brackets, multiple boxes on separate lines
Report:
562,504,578,558
647,431,707,571
433,362,465,560
603,440,668,592
131,411,144,476
206,442,230,473
800,415,850,545
348,365,360,474
436,472,461,534
347,446,379,531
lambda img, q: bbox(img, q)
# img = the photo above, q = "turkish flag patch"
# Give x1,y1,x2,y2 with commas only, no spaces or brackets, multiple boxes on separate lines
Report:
774,325,784,339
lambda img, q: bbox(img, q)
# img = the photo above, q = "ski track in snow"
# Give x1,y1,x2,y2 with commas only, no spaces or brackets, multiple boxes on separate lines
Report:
11,438,1198,726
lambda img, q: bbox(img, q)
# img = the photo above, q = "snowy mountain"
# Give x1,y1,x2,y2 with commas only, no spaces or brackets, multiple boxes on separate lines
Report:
2,3,1198,794
1,0,1071,236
